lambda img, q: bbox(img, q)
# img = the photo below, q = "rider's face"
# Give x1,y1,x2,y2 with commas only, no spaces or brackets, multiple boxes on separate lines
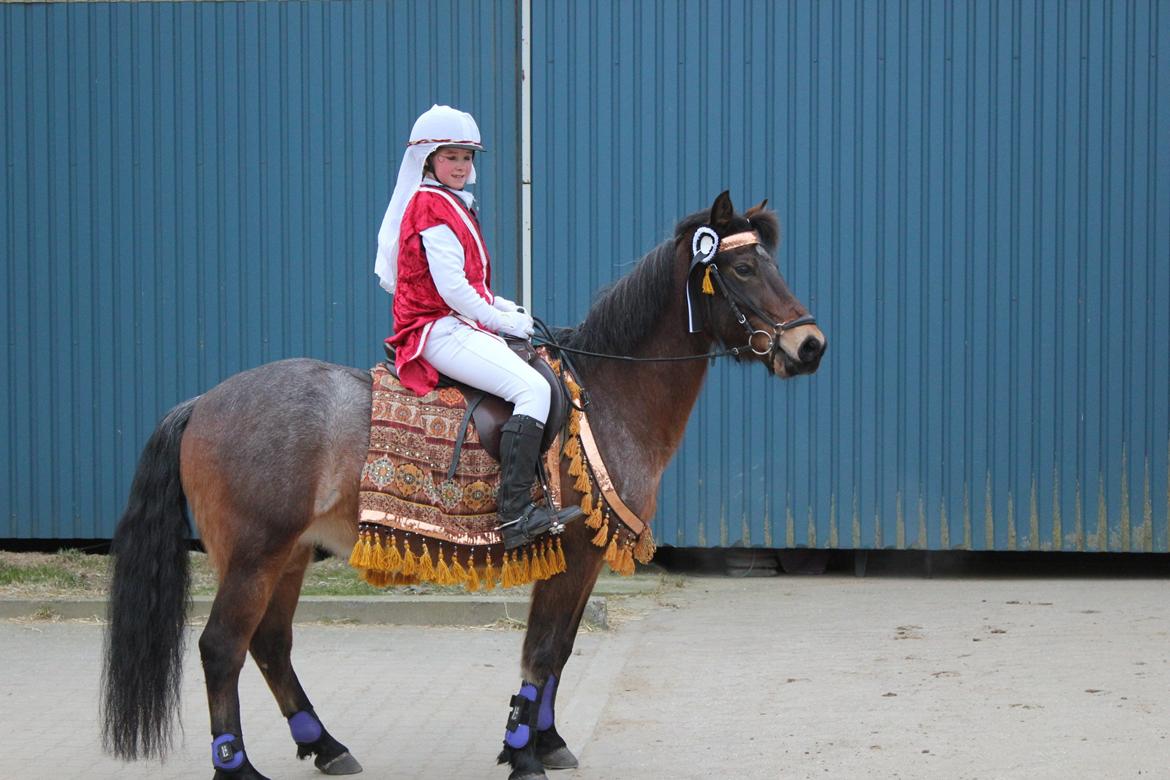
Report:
429,147,475,190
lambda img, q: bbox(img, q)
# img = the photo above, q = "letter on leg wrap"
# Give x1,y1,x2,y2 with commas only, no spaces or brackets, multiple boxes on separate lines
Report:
504,682,539,749
288,710,323,744
212,734,245,771
538,673,557,731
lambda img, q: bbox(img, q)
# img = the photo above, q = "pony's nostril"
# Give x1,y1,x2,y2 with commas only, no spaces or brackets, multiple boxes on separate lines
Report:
798,336,823,363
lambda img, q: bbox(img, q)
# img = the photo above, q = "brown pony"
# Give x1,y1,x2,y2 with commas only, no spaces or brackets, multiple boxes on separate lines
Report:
101,192,826,780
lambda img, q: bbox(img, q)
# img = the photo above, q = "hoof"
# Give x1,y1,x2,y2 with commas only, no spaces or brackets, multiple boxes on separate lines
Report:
316,751,363,775
538,745,579,770
508,772,547,780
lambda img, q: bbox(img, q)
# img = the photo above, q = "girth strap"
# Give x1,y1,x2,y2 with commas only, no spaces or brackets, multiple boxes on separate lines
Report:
447,390,486,480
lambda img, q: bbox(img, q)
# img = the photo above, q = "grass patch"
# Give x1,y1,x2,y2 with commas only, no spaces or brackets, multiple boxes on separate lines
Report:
0,549,472,599
0,550,108,596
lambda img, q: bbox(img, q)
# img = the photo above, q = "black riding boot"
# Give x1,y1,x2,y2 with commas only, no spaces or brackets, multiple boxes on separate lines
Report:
497,414,583,551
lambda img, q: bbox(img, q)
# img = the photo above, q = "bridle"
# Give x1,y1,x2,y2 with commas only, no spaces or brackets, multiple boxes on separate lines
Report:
702,261,818,360
686,225,817,364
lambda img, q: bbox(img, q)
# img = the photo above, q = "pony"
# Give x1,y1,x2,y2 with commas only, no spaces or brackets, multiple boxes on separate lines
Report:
101,192,826,780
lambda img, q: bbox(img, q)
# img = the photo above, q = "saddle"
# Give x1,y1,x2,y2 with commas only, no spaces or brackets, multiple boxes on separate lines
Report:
382,338,569,473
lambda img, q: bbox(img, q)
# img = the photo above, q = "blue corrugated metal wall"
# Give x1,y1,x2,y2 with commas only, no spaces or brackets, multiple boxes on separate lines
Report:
1,1,521,538
4,1,1169,552
532,0,1170,551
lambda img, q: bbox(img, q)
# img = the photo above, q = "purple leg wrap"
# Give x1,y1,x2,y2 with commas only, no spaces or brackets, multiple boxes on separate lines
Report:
288,710,323,744
212,734,245,771
504,682,539,749
537,674,557,731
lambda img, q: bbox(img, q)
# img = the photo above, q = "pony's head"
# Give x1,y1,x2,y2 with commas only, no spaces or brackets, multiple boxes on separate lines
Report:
679,191,826,377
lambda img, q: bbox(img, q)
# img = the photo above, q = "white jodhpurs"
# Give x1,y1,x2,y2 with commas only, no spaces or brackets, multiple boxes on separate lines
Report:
420,316,550,423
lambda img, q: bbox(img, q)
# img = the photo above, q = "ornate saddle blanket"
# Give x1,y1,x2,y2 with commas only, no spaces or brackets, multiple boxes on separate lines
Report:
349,363,567,591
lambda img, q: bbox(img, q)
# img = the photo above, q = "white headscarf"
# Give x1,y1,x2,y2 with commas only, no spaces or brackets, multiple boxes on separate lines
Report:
374,105,485,293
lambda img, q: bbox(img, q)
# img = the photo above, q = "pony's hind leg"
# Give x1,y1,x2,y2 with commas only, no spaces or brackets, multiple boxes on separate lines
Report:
199,542,301,780
499,528,606,779
248,544,361,776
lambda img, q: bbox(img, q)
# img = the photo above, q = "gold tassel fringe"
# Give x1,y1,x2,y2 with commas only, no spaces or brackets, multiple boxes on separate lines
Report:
350,529,572,592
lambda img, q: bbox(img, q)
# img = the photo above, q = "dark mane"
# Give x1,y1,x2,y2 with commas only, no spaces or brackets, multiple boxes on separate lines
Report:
558,238,679,355
559,203,780,355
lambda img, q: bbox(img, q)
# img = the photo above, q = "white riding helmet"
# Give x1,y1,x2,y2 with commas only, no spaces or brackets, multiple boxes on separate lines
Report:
374,105,486,293
407,104,485,152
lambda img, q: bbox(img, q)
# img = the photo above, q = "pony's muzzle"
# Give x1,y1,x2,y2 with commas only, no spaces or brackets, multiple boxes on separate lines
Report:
774,324,826,376
798,334,825,364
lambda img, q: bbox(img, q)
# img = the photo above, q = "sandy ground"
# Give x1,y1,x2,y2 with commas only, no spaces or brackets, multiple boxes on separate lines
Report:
2,574,1167,779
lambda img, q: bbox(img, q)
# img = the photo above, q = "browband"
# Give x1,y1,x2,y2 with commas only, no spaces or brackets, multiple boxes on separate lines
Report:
716,231,760,252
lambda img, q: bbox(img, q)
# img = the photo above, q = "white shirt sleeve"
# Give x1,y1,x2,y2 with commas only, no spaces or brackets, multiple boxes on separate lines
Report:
420,224,502,329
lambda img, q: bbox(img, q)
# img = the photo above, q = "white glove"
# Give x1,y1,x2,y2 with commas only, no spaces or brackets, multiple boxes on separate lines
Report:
492,296,522,313
494,309,534,339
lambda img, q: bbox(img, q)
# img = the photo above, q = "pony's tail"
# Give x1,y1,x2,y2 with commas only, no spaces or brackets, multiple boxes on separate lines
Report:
101,397,198,761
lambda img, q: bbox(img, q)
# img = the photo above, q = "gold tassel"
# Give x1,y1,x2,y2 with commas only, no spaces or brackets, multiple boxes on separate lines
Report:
385,538,403,573
530,545,547,580
604,534,620,568
591,520,609,547
618,543,635,576
372,535,389,571
417,543,436,582
585,505,604,530
568,411,580,436
401,546,418,577
568,451,583,478
633,528,657,564
482,552,497,591
573,466,591,494
701,264,715,294
452,556,470,587
580,491,593,516
467,557,481,592
543,543,557,578
554,538,567,574
520,548,533,583
564,435,580,460
501,552,515,589
435,550,454,585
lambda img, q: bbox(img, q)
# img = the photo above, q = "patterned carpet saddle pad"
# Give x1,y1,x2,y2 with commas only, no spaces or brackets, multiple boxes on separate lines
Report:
349,362,566,591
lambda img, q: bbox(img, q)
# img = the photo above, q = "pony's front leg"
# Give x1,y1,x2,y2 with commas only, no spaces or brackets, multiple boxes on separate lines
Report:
498,530,605,779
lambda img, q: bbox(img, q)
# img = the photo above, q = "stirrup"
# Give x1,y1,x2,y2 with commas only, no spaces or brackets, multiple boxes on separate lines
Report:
499,503,584,551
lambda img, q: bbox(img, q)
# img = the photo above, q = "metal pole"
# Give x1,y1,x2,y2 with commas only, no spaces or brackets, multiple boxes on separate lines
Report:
520,0,533,310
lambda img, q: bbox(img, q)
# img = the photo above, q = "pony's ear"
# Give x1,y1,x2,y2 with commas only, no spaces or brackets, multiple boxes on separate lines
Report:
709,191,735,228
747,202,781,253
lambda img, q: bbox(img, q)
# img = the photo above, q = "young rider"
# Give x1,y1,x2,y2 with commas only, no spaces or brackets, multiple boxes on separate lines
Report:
374,104,576,551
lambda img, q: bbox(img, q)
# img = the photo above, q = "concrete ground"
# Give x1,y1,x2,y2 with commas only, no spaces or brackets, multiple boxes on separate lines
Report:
3,573,1169,779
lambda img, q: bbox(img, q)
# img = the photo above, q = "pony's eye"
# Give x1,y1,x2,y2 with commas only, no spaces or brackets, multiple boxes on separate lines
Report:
734,264,753,276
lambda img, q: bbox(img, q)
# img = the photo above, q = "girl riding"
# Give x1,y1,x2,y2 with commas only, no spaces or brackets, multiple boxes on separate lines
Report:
374,104,576,550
